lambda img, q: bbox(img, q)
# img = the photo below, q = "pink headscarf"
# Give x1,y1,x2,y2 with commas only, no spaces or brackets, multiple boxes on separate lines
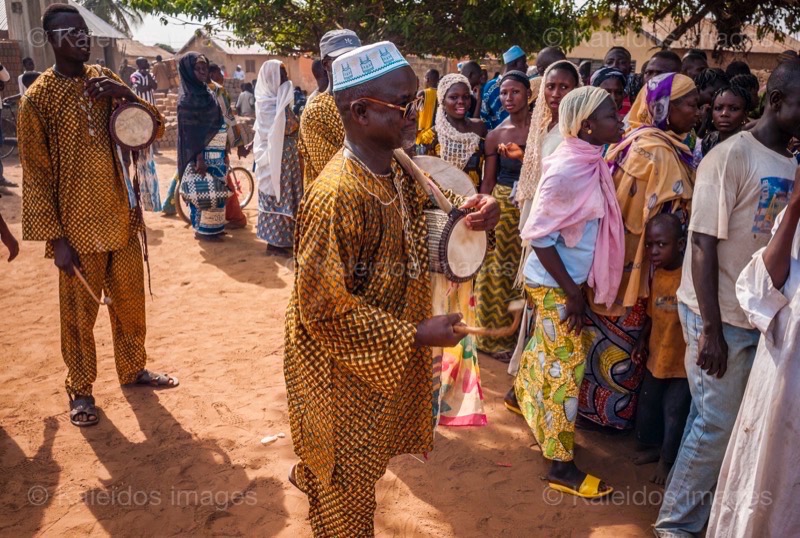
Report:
520,135,624,307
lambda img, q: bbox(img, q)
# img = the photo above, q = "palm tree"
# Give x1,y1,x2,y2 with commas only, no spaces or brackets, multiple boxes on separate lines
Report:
79,0,145,37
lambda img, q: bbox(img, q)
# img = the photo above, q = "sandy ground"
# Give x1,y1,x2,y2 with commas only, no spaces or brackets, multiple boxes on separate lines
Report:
0,150,663,537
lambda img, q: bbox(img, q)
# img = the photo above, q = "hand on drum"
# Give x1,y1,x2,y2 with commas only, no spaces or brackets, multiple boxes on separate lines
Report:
459,195,500,231
85,76,136,101
414,313,464,348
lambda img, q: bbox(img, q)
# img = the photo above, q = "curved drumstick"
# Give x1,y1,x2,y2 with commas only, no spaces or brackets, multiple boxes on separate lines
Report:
393,149,453,213
453,298,525,337
73,268,112,306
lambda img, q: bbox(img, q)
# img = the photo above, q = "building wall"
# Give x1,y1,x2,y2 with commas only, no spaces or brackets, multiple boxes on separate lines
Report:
569,21,658,71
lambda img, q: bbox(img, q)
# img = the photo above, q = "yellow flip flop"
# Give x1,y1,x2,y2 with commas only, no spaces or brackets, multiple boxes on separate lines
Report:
504,400,523,416
548,474,613,499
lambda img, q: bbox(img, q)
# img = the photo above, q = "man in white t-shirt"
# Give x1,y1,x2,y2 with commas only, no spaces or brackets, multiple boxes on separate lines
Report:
233,64,245,81
235,82,255,117
655,60,800,538
17,57,35,94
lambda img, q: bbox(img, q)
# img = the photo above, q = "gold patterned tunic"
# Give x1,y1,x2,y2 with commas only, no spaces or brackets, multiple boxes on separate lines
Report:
286,149,463,534
297,92,344,188
20,65,164,255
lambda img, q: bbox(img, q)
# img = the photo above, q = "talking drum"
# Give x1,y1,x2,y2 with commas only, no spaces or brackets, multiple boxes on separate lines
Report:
424,207,487,283
110,103,159,151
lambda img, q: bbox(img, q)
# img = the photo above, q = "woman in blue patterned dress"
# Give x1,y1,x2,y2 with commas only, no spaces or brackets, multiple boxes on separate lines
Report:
253,60,302,256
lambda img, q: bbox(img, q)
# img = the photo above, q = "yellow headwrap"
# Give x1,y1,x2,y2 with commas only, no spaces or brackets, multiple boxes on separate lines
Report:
558,86,614,139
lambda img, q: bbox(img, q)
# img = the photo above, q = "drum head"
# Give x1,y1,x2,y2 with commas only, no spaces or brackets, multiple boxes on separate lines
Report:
110,104,157,151
444,213,487,281
412,155,477,197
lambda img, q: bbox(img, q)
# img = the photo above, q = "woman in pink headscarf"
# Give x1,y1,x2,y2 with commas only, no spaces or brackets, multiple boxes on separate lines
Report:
513,86,624,499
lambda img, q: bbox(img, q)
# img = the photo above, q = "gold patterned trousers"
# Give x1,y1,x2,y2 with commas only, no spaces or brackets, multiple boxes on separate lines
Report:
295,455,390,537
59,234,147,397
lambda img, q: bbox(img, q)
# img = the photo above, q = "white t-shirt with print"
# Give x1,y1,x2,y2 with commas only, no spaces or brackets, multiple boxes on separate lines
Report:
678,131,797,328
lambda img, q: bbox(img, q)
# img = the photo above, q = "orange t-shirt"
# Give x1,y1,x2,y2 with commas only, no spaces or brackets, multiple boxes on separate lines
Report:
647,267,687,378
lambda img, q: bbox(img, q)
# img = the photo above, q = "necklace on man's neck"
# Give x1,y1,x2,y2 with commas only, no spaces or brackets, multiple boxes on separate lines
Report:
343,145,393,179
52,64,84,79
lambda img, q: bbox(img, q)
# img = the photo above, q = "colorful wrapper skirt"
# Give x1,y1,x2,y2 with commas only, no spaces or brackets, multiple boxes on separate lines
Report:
514,286,591,462
578,300,648,430
431,274,486,427
474,184,522,353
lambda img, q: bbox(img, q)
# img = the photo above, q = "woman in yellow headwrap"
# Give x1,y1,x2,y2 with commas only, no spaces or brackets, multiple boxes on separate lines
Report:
579,72,700,430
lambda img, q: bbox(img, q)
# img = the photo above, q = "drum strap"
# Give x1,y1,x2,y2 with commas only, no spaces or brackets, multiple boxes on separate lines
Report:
392,150,453,213
117,144,154,299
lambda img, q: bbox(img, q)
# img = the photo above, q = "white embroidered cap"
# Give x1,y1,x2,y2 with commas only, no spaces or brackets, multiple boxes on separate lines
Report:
331,41,410,92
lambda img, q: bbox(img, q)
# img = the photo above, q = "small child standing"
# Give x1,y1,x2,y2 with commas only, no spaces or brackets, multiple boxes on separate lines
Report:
632,213,690,484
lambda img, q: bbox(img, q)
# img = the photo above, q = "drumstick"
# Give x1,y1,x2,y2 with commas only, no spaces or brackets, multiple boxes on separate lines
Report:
393,149,453,213
73,268,112,306
453,299,525,337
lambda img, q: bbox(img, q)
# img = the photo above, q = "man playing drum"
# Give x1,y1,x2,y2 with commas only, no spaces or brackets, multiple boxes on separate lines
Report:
19,4,178,428
284,41,500,535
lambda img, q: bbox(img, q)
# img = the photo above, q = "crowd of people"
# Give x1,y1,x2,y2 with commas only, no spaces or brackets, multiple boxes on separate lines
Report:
1,2,799,537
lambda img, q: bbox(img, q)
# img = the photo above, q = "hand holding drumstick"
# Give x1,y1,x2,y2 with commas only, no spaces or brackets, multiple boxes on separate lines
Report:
52,238,111,306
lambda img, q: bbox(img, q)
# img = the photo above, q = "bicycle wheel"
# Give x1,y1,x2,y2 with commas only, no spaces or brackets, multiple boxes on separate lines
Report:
229,166,255,208
174,178,192,225
0,108,16,159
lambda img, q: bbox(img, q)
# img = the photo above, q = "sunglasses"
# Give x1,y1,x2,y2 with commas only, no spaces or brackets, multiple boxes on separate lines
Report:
357,95,424,119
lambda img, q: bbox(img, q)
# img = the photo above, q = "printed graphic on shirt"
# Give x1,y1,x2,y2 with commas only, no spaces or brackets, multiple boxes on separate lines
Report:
753,177,793,234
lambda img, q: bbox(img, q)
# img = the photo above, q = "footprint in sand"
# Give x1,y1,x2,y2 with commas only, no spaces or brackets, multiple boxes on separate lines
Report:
211,402,243,425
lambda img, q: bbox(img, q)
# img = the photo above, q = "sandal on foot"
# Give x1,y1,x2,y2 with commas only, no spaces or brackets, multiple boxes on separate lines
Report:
131,369,179,388
288,464,299,489
504,387,523,416
548,474,613,499
69,396,99,427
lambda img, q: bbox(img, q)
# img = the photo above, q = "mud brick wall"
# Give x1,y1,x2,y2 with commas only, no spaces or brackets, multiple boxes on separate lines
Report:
0,40,24,96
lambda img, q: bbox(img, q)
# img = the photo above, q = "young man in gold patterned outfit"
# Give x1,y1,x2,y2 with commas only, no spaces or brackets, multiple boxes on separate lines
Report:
20,4,178,428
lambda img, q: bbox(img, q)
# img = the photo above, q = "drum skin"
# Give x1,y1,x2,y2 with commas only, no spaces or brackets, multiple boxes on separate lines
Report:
425,208,487,283
110,103,158,151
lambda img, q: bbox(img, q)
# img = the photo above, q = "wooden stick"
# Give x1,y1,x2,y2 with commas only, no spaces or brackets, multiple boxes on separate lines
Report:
453,299,525,337
74,268,111,306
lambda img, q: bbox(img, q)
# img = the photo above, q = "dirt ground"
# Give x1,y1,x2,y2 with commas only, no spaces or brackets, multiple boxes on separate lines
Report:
0,150,663,537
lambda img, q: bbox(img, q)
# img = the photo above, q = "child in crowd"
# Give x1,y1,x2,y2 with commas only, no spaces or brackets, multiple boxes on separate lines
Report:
632,213,689,484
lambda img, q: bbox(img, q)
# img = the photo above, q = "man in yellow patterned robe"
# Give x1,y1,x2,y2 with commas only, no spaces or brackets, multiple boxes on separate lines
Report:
297,29,360,187
20,4,177,428
285,42,500,536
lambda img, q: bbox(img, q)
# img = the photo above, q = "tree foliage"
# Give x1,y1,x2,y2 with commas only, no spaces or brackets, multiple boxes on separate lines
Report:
123,0,594,58
80,0,145,37
586,0,800,51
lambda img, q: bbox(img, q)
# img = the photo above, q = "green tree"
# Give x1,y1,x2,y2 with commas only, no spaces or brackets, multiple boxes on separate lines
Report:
123,0,594,58
587,0,800,50
80,0,145,37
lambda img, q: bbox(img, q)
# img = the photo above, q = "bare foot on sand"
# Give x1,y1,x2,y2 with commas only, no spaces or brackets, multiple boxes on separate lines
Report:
650,459,671,486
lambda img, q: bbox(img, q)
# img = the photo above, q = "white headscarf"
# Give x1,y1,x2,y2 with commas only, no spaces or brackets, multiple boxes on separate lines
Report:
254,60,294,201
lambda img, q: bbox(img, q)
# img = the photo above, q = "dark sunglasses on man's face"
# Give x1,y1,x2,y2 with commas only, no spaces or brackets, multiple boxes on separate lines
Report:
357,95,424,119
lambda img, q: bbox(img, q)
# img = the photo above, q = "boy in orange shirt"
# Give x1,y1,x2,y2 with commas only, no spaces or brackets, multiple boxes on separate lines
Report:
632,213,690,484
